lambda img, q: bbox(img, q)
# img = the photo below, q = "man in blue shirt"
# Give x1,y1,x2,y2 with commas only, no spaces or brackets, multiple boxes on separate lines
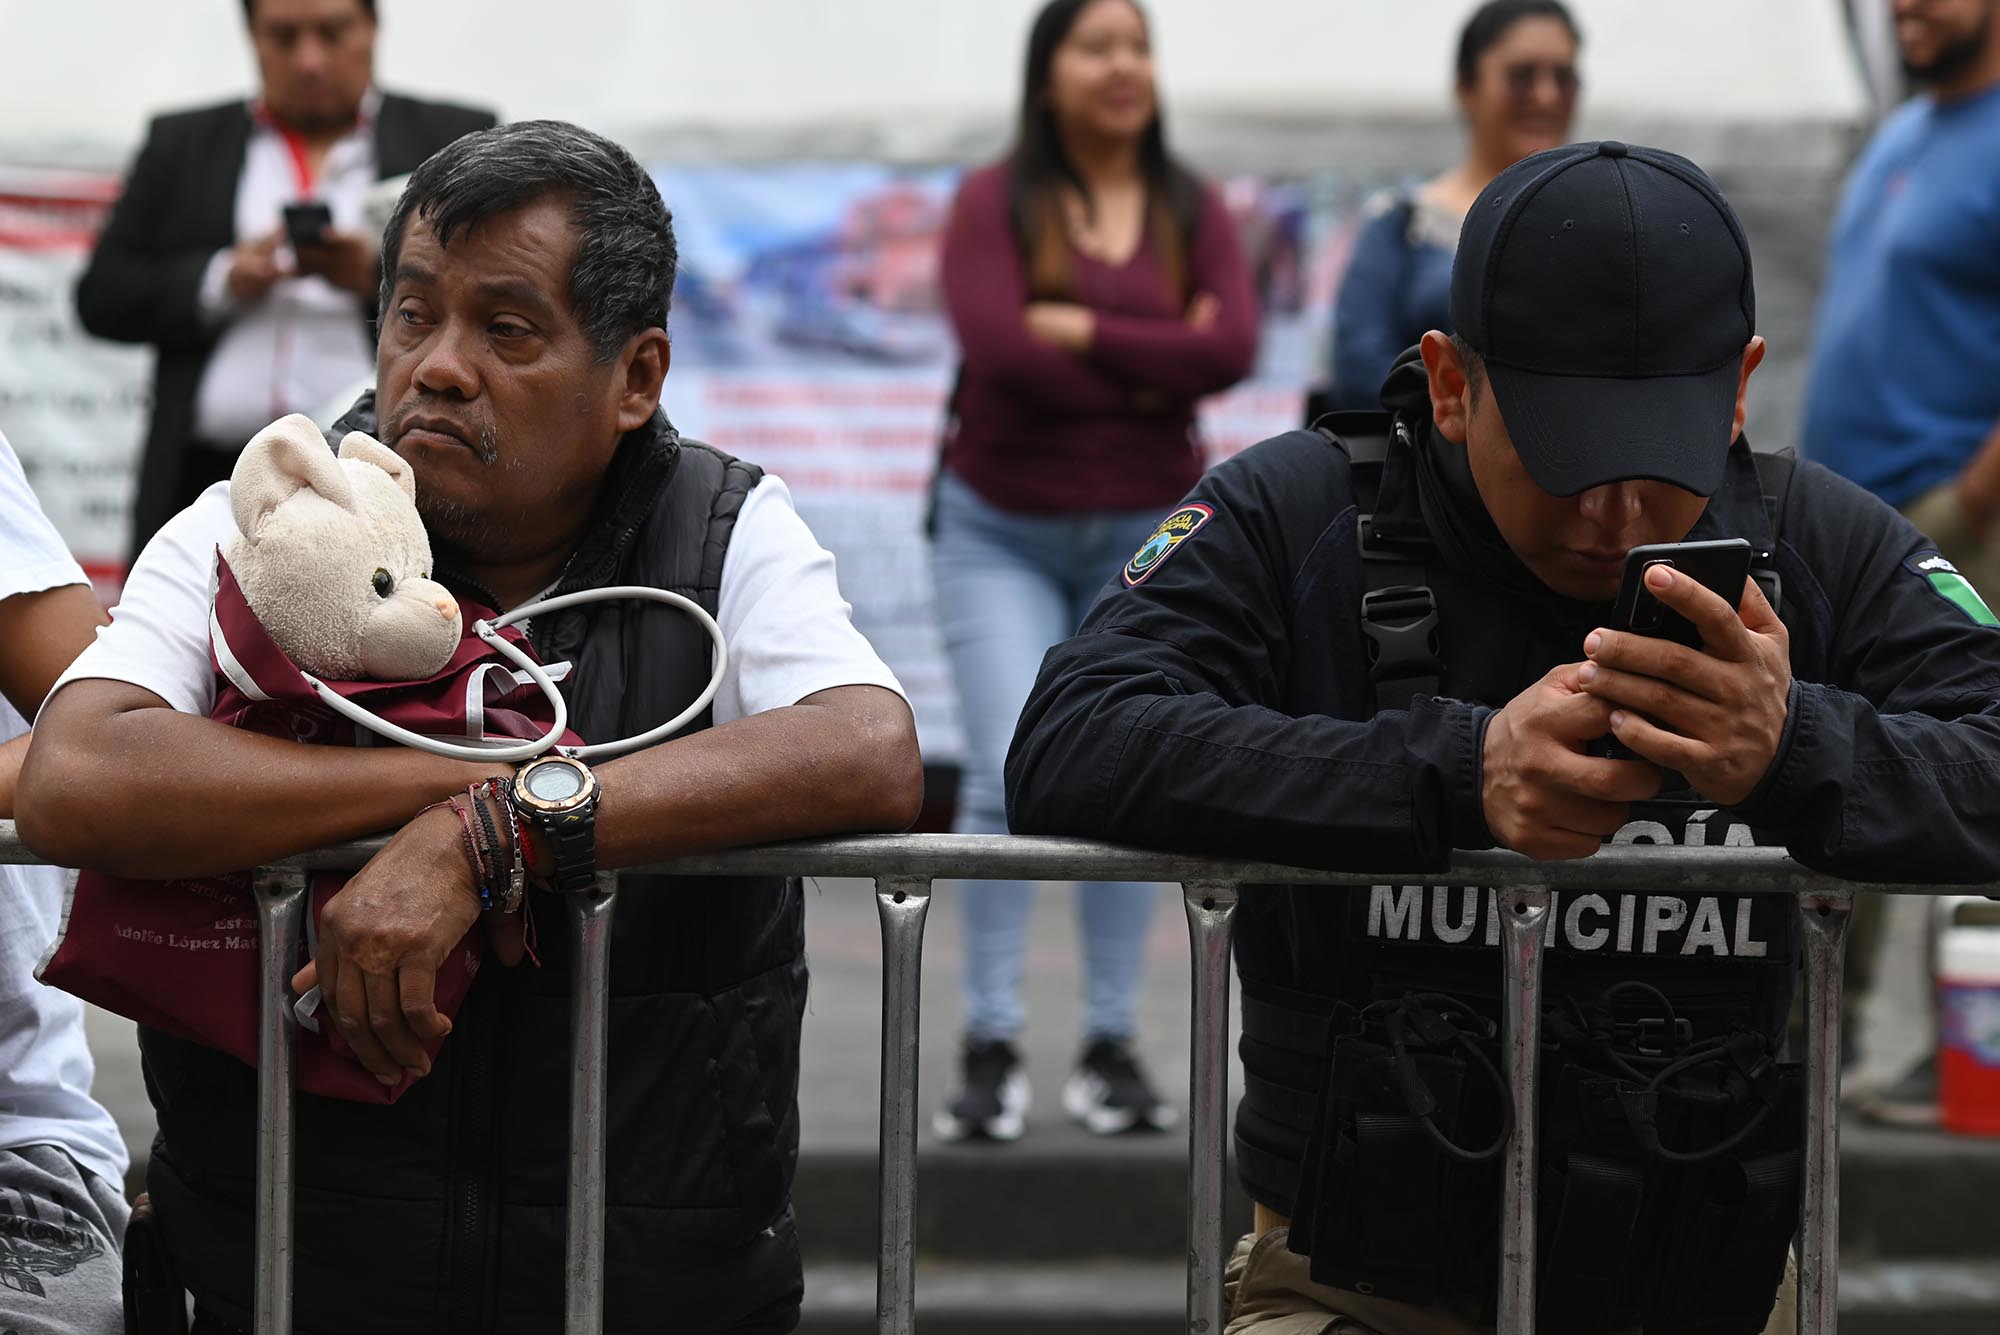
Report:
1801,0,2000,1128
1803,0,2000,599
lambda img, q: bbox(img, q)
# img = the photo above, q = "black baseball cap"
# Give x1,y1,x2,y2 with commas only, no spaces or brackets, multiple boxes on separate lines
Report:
1450,141,1756,498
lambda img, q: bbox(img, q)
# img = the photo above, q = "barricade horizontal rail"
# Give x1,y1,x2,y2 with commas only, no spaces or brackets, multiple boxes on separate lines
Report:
1,823,1964,1333
2,825,1967,894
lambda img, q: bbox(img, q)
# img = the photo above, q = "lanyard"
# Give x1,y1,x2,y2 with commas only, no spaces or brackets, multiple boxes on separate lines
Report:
275,122,317,199
251,101,348,199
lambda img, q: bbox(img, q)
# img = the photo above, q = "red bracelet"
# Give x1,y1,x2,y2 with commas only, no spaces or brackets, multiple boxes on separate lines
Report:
514,807,537,871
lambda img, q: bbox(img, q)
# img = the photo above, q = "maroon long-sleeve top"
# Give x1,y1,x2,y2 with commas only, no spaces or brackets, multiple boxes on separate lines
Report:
939,162,1260,514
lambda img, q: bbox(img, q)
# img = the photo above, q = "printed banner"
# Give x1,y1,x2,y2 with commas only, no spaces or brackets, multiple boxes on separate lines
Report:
0,159,1381,761
0,166,151,597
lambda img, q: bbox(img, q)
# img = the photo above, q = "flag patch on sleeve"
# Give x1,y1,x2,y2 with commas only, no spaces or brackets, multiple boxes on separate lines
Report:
1906,552,2000,627
1123,503,1213,587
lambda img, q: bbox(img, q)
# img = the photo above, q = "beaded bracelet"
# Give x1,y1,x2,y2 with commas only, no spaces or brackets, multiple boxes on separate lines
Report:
473,777,524,914
468,780,507,912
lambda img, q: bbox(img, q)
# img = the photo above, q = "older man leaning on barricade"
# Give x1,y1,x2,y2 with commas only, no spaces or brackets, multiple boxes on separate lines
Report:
1006,140,2000,1334
19,120,923,1334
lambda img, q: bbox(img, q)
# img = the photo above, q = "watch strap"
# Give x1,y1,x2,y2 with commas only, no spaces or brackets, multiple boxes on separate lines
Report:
543,803,598,894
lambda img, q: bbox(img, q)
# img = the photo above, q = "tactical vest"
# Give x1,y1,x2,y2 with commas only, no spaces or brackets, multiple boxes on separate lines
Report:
143,410,808,1335
1236,409,1802,1335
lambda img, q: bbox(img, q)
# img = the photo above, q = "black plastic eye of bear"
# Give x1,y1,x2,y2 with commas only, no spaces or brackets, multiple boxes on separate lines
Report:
372,568,394,598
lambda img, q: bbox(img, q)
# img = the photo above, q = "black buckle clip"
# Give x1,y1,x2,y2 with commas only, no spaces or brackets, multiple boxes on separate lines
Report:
1633,1016,1695,1057
1361,585,1440,682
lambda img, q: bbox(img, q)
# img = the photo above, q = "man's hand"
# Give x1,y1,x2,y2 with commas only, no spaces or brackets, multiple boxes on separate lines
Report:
226,229,288,304
294,226,379,299
1958,470,2000,545
1578,566,1792,806
1024,301,1094,351
290,805,485,1086
1483,664,1664,859
1186,291,1220,330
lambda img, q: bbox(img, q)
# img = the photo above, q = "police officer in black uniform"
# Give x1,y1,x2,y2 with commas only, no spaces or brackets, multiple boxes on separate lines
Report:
1006,141,2000,1335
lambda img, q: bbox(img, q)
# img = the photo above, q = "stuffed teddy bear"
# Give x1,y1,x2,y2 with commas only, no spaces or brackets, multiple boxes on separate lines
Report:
41,414,586,1104
225,412,462,682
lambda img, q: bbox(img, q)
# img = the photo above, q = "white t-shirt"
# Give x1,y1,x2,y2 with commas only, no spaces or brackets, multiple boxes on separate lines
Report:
53,470,906,739
0,431,129,1188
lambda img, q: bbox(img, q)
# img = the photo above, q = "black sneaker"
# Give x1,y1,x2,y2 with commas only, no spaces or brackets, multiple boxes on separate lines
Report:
933,1038,1030,1142
1062,1036,1178,1135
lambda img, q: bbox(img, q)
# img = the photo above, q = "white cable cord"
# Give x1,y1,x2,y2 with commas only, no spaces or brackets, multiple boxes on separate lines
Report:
302,585,727,762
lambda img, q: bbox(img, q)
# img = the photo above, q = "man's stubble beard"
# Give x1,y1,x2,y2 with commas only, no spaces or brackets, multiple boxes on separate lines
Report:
1902,12,1995,84
411,430,535,562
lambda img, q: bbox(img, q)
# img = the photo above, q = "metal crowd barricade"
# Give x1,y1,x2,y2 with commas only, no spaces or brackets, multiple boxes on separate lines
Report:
4,825,1931,1334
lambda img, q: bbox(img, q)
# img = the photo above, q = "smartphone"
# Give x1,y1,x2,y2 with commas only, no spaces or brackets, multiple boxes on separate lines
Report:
282,201,333,253
1611,538,1753,649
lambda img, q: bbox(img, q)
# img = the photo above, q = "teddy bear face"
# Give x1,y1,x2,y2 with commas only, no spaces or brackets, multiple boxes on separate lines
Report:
225,415,463,682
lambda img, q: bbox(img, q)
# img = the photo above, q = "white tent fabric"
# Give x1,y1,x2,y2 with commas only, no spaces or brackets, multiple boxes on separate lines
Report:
3,0,1870,171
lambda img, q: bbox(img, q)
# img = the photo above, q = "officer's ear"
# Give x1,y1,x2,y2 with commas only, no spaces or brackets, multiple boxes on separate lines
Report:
1732,336,1767,443
1419,330,1472,446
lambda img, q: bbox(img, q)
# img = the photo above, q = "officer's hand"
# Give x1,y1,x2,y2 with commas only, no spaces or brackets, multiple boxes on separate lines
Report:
1483,664,1664,860
1578,567,1791,807
289,804,477,1086
1958,468,2000,544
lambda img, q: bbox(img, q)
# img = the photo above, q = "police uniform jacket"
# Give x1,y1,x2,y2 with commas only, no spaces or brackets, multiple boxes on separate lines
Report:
1006,385,2000,1230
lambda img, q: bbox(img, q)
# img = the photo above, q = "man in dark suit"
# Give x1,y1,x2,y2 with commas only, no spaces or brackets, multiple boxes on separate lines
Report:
76,0,494,559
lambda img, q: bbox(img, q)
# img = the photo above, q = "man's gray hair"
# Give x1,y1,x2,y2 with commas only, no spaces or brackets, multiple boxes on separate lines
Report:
378,120,676,363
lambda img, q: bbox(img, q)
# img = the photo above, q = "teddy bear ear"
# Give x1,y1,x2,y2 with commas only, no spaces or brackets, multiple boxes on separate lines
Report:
230,414,354,542
336,432,418,504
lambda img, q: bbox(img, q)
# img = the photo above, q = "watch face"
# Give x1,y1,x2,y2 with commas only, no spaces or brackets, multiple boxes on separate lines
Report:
526,760,587,803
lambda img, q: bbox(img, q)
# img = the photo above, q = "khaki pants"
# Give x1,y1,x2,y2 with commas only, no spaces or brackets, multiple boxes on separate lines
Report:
1223,1228,1798,1335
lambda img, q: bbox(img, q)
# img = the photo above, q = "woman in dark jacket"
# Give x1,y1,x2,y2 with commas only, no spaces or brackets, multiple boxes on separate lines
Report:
930,0,1257,1143
1328,0,1581,409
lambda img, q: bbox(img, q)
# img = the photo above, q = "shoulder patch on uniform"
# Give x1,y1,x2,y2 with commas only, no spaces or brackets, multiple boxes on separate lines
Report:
1905,551,2000,627
1123,503,1214,587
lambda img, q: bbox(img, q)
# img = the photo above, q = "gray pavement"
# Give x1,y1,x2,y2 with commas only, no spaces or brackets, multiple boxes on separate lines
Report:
795,874,1226,1155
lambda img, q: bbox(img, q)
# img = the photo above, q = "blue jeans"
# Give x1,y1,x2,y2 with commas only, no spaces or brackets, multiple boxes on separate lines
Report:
930,471,1166,1042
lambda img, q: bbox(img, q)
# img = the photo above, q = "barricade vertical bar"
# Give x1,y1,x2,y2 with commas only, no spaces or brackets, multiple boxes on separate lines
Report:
252,867,308,1335
1497,886,1552,1335
875,874,932,1335
1797,889,1853,1335
1182,881,1239,1335
565,872,618,1335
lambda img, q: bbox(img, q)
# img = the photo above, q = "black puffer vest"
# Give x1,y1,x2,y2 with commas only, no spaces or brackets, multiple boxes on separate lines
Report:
142,405,807,1334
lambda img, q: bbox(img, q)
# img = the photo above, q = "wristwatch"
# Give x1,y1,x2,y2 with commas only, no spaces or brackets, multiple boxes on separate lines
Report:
511,755,600,893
